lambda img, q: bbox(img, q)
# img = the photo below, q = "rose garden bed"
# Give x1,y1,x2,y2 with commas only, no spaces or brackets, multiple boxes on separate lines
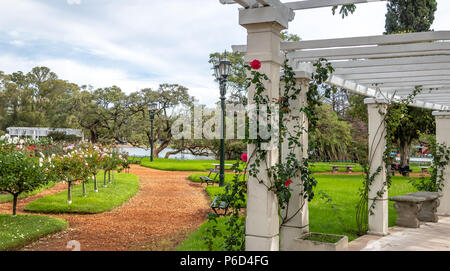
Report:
24,172,139,214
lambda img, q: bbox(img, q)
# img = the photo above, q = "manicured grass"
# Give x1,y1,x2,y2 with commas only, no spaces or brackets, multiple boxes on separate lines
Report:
139,158,427,174
0,182,57,204
140,158,236,172
0,214,68,251
24,172,139,214
178,173,420,250
310,162,363,173
176,216,245,251
310,162,425,173
309,175,417,241
303,233,342,244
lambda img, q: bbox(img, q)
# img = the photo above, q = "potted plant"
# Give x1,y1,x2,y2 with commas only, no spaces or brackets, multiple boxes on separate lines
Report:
293,232,348,251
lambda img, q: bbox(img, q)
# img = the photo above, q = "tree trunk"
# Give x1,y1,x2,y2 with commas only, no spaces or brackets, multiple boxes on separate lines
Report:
164,149,183,159
104,171,107,187
12,194,18,216
108,170,111,184
399,139,411,167
90,129,98,143
68,182,72,204
82,180,86,197
94,174,98,192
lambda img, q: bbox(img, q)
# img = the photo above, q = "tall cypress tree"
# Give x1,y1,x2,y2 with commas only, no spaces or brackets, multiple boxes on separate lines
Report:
385,0,437,34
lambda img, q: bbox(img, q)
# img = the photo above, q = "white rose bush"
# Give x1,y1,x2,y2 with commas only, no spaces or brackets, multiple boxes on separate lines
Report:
0,135,54,215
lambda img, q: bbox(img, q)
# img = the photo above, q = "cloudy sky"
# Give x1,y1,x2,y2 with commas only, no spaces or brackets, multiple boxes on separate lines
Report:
1,0,449,106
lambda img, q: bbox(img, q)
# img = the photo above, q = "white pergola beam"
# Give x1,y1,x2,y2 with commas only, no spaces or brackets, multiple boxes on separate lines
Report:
220,0,251,8
385,89,450,95
287,42,450,60
233,31,450,52
380,85,450,91
284,0,386,10
317,74,450,110
335,63,450,75
341,70,450,81
293,51,450,62
283,31,450,50
371,80,450,88
355,76,450,85
330,55,450,69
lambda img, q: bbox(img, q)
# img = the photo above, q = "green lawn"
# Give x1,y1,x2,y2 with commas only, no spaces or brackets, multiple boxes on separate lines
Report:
177,173,420,251
0,214,68,251
24,172,139,214
139,158,428,174
139,158,236,171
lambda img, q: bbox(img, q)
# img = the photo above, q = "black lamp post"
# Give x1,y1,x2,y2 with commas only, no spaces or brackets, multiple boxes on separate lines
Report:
214,53,232,187
148,102,158,162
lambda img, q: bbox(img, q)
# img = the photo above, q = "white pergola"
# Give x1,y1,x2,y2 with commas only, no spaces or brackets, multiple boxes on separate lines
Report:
7,127,84,140
233,31,450,111
221,0,450,251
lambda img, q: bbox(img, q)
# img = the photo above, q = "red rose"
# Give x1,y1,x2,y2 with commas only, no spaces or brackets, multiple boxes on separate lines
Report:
285,180,293,187
250,60,261,70
241,153,248,163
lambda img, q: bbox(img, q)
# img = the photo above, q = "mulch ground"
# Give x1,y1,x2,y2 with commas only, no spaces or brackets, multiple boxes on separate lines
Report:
0,165,210,251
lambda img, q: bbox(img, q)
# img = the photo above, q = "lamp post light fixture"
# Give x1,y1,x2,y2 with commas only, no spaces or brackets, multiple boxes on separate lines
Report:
148,102,158,163
214,53,232,187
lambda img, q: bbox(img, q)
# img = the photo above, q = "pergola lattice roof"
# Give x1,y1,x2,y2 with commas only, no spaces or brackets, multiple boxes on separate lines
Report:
226,0,450,111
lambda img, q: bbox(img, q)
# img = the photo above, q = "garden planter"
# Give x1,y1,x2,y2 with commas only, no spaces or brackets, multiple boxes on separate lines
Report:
292,233,348,251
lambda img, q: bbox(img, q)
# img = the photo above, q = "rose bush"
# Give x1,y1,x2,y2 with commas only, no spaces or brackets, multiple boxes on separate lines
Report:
0,136,54,215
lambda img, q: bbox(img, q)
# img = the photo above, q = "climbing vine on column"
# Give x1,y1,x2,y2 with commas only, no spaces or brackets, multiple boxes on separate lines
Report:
355,87,436,234
202,58,334,251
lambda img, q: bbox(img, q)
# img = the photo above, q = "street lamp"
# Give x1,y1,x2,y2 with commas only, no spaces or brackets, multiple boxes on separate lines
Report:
148,102,158,162
214,53,232,187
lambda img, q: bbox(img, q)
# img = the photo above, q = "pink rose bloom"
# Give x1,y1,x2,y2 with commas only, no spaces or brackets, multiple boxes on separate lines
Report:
241,153,248,163
250,59,261,70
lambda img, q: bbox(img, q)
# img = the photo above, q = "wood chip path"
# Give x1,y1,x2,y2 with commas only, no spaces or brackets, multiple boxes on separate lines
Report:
0,165,210,251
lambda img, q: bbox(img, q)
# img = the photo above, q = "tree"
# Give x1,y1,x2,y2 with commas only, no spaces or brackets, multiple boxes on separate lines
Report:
126,84,195,158
385,0,437,34
392,107,435,166
0,67,79,130
0,137,52,215
384,0,438,167
309,104,353,161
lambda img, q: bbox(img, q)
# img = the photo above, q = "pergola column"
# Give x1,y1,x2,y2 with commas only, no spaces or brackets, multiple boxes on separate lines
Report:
433,111,450,216
365,98,389,236
279,76,309,250
240,6,290,251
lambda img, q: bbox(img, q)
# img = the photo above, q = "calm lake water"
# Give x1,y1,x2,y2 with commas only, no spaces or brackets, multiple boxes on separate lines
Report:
119,147,215,160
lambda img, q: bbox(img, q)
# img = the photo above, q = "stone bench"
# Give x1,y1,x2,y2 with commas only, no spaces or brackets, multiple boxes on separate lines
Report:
331,165,354,173
389,192,441,228
420,167,430,174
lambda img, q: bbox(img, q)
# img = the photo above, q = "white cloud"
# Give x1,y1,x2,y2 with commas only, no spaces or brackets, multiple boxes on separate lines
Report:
67,0,81,5
0,0,449,108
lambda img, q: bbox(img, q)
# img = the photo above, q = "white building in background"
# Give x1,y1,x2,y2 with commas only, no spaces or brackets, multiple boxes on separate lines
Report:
6,127,84,140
